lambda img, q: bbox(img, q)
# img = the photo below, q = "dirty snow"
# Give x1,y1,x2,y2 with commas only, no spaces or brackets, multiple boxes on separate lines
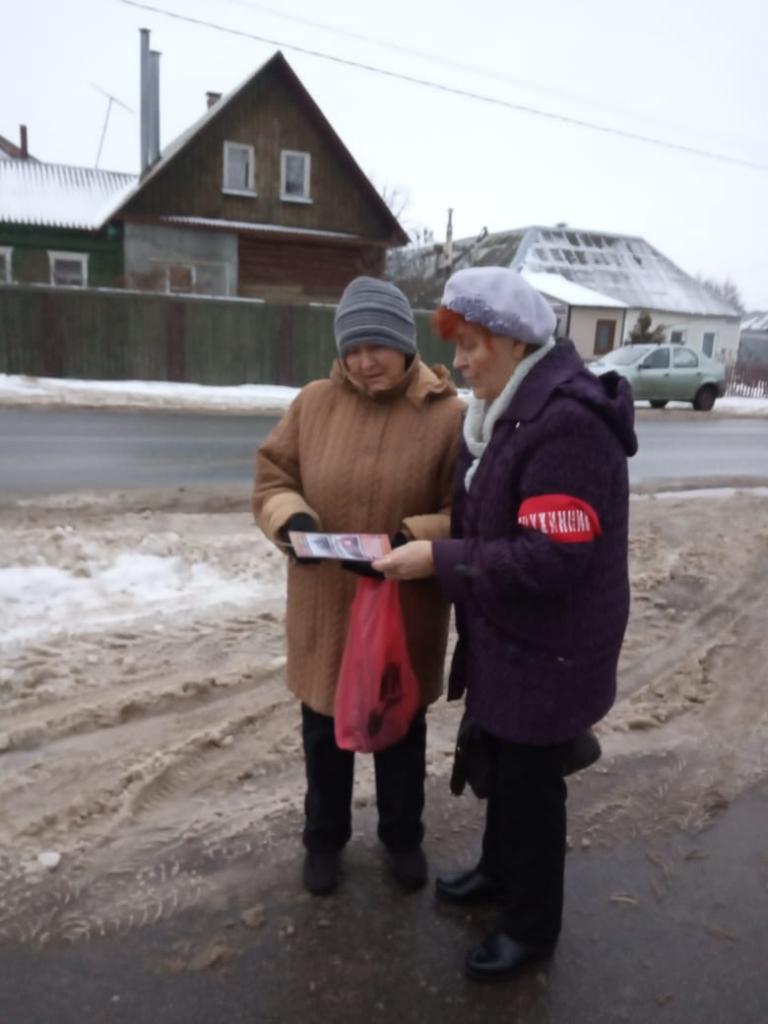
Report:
1,482,767,943
2,372,768,416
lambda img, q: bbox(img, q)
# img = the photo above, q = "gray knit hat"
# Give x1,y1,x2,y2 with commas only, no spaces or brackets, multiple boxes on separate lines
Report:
334,276,417,358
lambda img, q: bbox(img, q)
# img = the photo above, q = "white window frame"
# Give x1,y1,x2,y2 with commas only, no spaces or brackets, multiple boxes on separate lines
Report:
222,141,256,196
280,150,312,203
702,331,716,358
0,246,12,283
48,251,88,288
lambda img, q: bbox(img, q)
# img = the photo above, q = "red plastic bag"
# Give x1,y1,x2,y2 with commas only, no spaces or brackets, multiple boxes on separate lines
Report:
334,578,421,753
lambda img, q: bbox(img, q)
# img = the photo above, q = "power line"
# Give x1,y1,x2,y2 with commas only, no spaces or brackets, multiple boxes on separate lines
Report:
119,0,768,174
218,0,607,111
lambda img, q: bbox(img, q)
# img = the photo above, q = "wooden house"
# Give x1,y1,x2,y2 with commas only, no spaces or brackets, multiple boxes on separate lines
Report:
0,47,407,301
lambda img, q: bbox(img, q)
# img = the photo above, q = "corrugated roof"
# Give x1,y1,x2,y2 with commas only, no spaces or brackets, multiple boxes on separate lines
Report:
521,270,626,309
517,226,740,317
742,312,768,332
391,225,742,318
0,160,136,230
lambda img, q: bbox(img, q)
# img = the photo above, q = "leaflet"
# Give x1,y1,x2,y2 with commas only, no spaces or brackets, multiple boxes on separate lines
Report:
288,531,391,562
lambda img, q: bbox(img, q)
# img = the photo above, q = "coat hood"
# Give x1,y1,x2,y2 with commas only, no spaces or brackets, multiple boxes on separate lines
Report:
503,339,638,457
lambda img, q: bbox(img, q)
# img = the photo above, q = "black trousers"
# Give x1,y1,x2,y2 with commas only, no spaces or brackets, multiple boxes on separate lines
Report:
301,703,427,855
479,730,569,947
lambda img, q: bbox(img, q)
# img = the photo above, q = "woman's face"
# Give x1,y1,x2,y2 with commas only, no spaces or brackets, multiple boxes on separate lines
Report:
451,323,526,401
344,344,407,394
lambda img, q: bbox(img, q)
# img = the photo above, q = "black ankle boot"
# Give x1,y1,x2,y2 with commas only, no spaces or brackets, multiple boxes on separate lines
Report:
435,866,503,904
388,847,428,890
465,930,555,981
303,850,339,895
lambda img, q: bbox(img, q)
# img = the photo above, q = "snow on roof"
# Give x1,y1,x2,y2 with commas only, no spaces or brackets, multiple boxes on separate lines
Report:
521,270,626,309
0,160,136,230
742,312,768,332
392,225,742,318
159,215,362,240
518,226,740,318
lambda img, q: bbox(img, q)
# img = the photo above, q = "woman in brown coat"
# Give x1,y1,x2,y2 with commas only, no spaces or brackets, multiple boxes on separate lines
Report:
253,277,464,896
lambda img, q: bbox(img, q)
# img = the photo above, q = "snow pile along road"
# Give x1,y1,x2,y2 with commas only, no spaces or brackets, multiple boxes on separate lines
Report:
2,372,768,416
0,374,299,414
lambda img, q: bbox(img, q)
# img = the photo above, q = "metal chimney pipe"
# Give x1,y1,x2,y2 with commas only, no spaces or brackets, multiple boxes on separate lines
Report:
140,28,151,173
19,125,28,159
148,49,161,166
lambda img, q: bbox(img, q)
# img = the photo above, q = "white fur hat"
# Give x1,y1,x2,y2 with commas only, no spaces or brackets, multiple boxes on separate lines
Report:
441,267,556,346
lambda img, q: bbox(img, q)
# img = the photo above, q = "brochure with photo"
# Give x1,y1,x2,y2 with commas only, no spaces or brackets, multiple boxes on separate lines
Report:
289,532,391,562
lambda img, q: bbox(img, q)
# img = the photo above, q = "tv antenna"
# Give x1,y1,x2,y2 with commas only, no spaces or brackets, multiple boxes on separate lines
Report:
89,82,135,168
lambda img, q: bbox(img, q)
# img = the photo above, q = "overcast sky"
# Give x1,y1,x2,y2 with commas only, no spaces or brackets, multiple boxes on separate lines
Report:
4,0,768,307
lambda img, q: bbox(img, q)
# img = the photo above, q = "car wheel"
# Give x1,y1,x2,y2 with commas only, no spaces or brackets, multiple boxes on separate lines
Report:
649,400,668,409
693,385,716,412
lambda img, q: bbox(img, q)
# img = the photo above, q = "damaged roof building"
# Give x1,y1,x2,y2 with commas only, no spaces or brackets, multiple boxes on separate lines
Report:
389,225,742,363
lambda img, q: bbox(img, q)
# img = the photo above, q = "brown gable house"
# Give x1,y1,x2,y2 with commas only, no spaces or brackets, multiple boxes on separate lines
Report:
114,50,407,301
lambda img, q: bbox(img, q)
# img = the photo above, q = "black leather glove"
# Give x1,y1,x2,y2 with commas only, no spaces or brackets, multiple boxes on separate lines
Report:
341,559,385,580
278,512,320,564
340,531,409,580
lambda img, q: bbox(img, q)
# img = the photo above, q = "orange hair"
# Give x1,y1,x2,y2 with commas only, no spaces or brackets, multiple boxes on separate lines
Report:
431,306,493,347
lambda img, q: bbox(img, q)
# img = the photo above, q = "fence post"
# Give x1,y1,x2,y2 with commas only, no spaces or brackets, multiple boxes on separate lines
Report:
277,305,294,385
165,301,186,382
40,292,66,378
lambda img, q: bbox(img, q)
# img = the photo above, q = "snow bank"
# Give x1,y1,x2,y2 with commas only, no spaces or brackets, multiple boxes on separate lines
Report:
0,516,283,645
0,374,299,414
2,373,768,416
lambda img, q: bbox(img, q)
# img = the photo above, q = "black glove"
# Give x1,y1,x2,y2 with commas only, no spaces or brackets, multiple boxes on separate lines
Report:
340,531,409,580
279,512,320,564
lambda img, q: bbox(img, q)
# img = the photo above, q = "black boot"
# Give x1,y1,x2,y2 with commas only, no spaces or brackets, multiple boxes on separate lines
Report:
435,866,503,905
388,848,428,890
303,850,339,895
465,930,555,982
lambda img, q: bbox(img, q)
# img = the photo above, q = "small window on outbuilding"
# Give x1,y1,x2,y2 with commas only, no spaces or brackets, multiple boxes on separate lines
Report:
0,247,12,283
702,331,716,357
49,251,88,287
167,264,195,293
223,141,256,195
669,330,686,345
280,150,311,202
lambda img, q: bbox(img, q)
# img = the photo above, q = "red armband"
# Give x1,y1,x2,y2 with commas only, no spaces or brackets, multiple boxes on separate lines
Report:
517,494,602,543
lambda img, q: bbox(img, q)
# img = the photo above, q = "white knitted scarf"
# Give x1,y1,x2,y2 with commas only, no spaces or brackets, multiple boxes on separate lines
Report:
463,338,555,490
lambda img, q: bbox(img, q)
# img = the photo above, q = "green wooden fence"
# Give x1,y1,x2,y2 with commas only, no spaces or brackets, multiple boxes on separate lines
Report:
0,284,453,387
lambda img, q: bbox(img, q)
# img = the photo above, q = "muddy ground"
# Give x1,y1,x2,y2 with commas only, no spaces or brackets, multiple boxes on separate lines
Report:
0,483,767,1021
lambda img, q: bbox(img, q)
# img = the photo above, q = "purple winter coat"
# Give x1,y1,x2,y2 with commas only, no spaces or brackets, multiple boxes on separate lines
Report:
432,340,638,744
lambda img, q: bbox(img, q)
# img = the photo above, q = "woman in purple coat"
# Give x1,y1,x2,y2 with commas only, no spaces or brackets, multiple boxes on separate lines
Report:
374,267,637,981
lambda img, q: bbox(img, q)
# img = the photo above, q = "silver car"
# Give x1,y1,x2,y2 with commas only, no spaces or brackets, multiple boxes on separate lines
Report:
589,344,726,411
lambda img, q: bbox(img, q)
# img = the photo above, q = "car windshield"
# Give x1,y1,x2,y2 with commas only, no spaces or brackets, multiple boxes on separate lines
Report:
598,346,648,366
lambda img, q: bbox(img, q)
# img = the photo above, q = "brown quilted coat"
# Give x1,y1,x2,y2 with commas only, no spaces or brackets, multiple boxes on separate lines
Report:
253,357,464,715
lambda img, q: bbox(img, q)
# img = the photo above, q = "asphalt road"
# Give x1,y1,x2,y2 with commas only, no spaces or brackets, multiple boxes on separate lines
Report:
2,406,768,498
1,773,766,1024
